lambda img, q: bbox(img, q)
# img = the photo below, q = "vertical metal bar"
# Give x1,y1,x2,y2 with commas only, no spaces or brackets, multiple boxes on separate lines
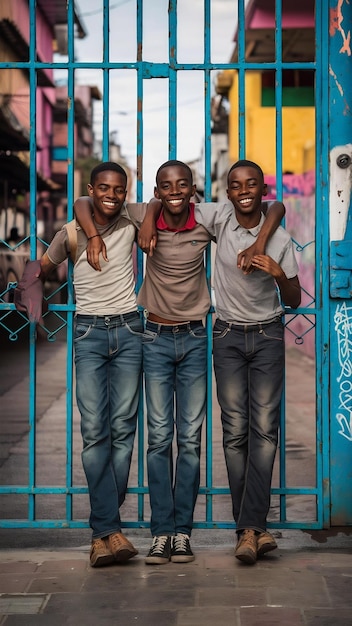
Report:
65,0,76,525
136,0,145,521
102,0,110,160
314,0,326,528
237,0,246,158
275,1,283,202
203,0,213,524
328,0,352,524
28,0,37,523
274,0,287,524
168,0,177,158
136,0,143,202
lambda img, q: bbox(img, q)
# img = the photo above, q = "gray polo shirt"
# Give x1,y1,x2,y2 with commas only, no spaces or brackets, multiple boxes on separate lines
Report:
195,202,299,324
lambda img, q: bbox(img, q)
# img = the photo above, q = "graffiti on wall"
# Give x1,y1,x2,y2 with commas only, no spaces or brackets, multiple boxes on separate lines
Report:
334,301,352,442
266,171,316,358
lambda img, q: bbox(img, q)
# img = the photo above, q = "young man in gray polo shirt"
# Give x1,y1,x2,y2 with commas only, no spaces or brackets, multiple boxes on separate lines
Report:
196,160,301,565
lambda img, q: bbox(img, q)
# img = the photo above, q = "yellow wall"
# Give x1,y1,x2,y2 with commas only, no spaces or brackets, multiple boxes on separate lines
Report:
225,71,315,175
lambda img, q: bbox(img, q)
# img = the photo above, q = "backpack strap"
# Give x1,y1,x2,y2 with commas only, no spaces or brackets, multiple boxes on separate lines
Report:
63,219,78,264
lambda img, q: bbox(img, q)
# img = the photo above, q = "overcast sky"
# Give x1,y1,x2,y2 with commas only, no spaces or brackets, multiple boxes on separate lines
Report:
69,0,237,198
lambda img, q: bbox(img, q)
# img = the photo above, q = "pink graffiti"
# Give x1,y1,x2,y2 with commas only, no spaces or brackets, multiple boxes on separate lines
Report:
265,170,315,197
330,0,351,56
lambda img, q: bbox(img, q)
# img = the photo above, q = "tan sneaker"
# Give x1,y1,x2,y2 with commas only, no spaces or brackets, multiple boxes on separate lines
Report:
107,532,138,562
257,531,278,556
235,529,258,565
90,538,115,568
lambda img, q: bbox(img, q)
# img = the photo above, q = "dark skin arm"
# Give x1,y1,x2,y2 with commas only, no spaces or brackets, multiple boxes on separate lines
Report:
251,254,301,308
40,251,59,280
237,201,286,274
137,198,161,256
75,196,158,271
74,197,108,271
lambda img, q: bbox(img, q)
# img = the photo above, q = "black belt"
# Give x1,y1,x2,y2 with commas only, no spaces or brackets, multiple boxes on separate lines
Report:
216,317,282,332
146,320,203,334
75,311,140,327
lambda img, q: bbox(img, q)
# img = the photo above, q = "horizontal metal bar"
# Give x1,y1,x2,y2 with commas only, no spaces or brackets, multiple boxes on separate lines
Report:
0,519,322,530
0,486,318,496
0,62,317,71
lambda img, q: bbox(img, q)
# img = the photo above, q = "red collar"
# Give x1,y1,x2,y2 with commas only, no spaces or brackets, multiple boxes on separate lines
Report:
156,202,197,231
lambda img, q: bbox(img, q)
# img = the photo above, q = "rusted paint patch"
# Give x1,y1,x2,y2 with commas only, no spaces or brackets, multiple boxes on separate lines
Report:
136,154,142,182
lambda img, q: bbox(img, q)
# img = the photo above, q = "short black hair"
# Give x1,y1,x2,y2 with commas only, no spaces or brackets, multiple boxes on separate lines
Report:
228,159,264,184
90,161,127,186
156,160,193,184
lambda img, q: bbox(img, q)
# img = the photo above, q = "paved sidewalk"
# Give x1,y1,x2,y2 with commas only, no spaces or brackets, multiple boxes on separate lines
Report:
0,528,352,625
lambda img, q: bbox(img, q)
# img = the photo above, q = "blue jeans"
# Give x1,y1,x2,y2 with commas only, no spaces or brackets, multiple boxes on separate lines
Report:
143,320,207,537
213,318,284,533
74,312,142,539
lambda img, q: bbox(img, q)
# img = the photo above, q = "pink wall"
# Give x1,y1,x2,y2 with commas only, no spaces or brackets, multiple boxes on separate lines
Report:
266,172,316,359
246,0,315,29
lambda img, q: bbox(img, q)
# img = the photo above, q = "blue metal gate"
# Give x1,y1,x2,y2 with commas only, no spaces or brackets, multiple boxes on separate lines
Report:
0,0,349,530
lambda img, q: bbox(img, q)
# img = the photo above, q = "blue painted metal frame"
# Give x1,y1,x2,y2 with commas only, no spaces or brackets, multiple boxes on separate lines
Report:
0,0,330,530
327,0,352,524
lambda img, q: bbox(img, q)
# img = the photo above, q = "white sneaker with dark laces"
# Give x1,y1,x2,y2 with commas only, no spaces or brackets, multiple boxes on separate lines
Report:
171,533,195,563
145,535,171,564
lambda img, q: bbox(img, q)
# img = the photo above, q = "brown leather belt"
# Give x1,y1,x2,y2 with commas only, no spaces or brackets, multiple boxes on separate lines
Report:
147,312,189,325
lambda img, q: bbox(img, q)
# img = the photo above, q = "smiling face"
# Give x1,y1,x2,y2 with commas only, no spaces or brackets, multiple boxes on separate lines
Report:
227,165,267,226
154,163,196,228
87,170,127,225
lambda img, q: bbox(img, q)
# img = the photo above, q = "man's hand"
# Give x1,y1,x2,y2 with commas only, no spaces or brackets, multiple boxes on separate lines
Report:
251,254,301,309
237,241,265,274
138,222,158,256
250,254,282,278
86,236,108,271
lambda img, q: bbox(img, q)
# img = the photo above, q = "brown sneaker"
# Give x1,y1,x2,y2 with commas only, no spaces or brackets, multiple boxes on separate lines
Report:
107,532,138,562
235,529,258,565
90,538,115,568
257,531,278,557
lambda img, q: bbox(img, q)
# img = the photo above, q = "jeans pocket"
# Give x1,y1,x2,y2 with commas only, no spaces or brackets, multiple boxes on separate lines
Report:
212,326,230,341
74,323,93,342
126,318,143,336
190,324,207,339
142,329,158,344
261,321,284,342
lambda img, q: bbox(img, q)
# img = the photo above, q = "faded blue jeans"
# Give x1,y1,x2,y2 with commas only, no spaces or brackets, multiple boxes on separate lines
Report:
142,320,207,537
213,317,284,533
74,312,142,539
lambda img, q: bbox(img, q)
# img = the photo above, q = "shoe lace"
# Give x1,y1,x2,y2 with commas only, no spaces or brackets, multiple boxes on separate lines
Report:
173,533,189,552
91,538,106,552
151,535,169,553
109,533,124,551
239,530,257,548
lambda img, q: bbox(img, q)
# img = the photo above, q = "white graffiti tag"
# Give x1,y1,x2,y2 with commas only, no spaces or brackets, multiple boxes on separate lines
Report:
334,302,352,441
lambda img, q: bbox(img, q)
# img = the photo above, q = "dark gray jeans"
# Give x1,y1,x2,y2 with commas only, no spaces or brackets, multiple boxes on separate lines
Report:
213,317,284,533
